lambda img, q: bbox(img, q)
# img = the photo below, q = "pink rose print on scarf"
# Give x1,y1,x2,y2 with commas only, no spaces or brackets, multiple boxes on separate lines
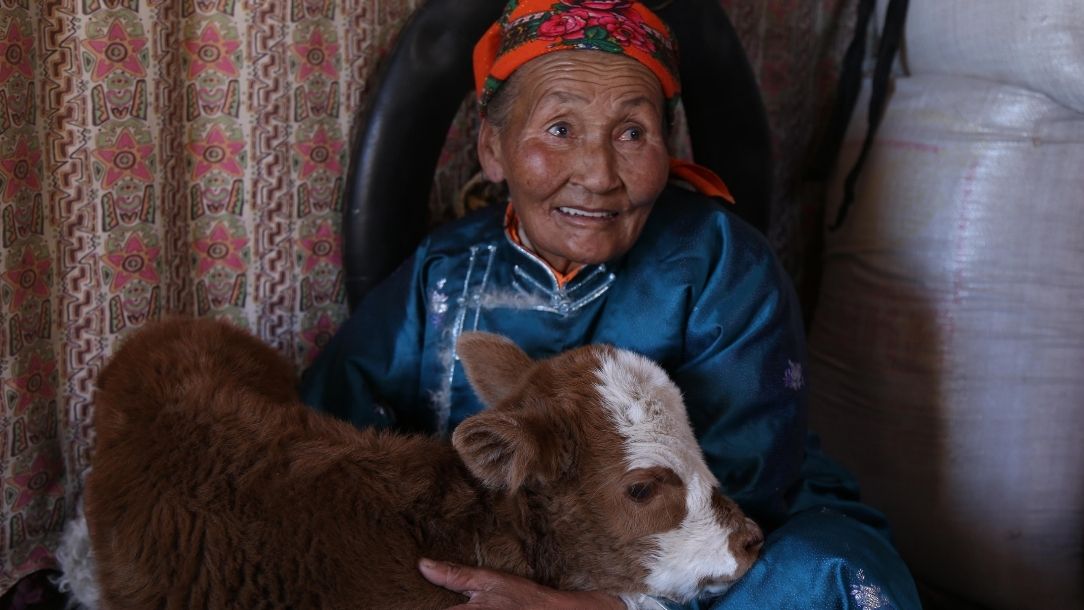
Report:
581,7,654,53
539,12,588,39
599,16,654,53
536,2,657,55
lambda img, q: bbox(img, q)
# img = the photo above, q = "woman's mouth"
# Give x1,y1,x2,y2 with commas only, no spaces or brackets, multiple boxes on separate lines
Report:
557,206,619,219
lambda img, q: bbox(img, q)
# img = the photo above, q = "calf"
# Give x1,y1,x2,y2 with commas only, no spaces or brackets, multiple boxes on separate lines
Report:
82,317,762,609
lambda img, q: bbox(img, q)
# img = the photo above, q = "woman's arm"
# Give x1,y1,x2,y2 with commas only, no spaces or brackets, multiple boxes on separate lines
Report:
671,218,808,528
418,559,626,610
670,215,920,608
298,239,432,431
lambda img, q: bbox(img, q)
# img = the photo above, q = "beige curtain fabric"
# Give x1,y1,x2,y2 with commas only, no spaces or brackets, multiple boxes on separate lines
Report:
0,0,850,592
0,0,425,588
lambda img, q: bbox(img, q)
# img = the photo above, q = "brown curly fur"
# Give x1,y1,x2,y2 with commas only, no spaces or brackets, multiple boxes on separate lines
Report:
85,317,751,609
86,318,482,609
85,318,646,609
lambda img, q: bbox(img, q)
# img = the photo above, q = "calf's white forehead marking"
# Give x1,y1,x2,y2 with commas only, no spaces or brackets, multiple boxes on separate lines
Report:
594,350,717,485
594,349,740,601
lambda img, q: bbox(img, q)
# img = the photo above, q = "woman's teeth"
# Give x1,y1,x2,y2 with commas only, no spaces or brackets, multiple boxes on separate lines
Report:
558,207,617,218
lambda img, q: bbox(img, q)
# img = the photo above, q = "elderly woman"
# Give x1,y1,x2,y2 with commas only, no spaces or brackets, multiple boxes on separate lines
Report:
301,1,920,608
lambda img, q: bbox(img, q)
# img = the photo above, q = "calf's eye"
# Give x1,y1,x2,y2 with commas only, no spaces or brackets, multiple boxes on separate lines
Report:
626,481,656,503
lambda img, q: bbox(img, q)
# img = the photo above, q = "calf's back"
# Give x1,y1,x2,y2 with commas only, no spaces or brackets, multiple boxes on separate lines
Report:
84,318,762,608
86,318,475,609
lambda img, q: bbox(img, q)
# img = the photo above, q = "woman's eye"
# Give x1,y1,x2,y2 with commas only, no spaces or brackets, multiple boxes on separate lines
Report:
620,126,643,141
547,123,570,138
627,481,656,503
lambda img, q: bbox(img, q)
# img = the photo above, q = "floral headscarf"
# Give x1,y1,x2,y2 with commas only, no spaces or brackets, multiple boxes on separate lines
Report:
473,0,734,203
473,0,680,112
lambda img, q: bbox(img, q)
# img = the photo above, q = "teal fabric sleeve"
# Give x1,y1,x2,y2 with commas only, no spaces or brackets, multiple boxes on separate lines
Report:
666,214,919,608
298,190,920,608
670,213,807,529
298,238,431,431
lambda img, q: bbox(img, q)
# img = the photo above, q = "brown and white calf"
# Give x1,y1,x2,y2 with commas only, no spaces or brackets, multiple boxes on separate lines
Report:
80,318,762,609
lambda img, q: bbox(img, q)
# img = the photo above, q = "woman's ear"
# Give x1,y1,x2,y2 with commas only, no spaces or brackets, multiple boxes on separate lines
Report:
477,119,506,184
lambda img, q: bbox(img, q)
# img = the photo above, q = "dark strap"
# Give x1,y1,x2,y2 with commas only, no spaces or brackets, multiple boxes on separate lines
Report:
810,0,909,231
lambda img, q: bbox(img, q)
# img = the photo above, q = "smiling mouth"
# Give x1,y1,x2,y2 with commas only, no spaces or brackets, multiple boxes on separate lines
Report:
557,206,618,219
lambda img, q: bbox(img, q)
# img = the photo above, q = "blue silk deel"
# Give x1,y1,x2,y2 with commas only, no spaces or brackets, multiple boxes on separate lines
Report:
300,185,921,609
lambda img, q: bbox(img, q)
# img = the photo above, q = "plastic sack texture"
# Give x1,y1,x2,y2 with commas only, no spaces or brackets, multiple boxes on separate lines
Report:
808,72,1084,609
880,0,1084,112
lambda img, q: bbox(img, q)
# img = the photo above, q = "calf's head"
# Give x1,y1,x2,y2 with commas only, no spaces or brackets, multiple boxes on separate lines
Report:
453,333,763,602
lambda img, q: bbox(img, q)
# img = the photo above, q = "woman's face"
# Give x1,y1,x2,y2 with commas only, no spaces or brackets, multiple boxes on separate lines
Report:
478,52,670,274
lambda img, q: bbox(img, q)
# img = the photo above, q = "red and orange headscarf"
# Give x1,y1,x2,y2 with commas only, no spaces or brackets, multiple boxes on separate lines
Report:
473,0,734,203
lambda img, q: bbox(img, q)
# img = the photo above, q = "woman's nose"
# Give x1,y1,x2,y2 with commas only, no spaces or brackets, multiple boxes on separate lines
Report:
571,138,621,194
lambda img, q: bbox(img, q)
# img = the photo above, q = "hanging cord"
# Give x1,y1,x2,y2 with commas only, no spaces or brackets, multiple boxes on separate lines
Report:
809,0,877,183
810,0,909,231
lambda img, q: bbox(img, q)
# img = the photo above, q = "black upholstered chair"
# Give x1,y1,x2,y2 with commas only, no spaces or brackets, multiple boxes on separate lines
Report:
342,0,771,310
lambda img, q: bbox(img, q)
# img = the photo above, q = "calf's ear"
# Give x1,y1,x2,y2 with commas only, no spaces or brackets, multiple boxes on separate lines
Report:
452,410,537,491
456,332,533,408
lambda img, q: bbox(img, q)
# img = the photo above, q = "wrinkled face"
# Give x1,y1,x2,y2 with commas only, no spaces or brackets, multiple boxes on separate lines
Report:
478,52,671,274
587,347,763,601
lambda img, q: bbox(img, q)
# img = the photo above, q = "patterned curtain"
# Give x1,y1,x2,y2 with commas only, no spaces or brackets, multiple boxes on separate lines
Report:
0,0,425,590
0,0,852,593
722,0,854,284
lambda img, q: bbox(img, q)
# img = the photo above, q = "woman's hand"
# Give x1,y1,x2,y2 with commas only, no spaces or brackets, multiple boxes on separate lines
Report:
418,558,626,610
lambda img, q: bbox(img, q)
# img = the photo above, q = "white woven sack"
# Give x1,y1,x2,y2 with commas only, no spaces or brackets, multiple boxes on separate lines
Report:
808,73,1084,610
880,0,1084,112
